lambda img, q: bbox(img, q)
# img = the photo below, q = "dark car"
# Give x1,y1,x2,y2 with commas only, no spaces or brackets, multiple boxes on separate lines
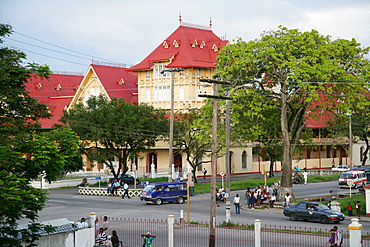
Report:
109,174,140,185
283,202,345,224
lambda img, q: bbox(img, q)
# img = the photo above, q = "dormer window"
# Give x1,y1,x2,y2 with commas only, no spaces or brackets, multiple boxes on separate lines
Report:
118,78,125,85
212,44,218,51
200,41,206,48
55,84,62,90
192,40,198,47
36,83,42,89
163,41,169,48
173,40,180,48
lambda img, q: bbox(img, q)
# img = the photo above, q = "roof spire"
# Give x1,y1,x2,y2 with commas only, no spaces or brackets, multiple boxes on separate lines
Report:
179,12,182,25
209,17,212,29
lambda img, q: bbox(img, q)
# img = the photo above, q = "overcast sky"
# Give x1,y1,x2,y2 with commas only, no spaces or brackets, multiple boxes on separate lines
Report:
1,0,369,73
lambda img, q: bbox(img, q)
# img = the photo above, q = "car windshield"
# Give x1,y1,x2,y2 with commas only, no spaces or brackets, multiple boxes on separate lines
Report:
143,185,155,192
340,173,354,179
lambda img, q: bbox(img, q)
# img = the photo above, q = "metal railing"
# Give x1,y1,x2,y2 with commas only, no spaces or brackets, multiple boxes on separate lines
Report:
98,217,370,247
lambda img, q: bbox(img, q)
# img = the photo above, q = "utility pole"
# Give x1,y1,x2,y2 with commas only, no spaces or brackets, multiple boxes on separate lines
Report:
199,79,230,247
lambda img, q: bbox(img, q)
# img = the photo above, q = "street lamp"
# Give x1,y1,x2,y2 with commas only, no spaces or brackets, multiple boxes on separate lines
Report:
198,79,230,247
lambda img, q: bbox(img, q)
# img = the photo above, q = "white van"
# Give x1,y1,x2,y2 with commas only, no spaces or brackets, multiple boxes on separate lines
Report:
338,170,366,188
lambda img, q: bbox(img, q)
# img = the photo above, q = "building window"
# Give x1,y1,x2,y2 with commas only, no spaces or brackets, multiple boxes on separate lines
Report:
179,85,184,101
145,87,150,102
196,158,203,171
180,70,184,77
154,64,169,78
146,71,150,78
242,151,247,169
196,85,202,101
196,68,200,77
154,85,170,101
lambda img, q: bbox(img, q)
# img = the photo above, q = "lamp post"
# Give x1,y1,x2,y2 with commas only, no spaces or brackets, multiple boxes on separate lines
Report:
199,79,230,247
346,112,353,169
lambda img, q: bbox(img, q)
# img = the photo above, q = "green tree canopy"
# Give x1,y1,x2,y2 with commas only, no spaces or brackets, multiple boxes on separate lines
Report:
61,95,169,178
215,26,370,197
0,24,83,246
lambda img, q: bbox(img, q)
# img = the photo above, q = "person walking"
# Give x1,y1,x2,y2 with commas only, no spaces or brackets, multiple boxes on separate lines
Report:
302,170,308,185
356,201,361,218
233,194,241,214
102,216,109,232
347,202,353,219
334,226,343,247
202,168,207,179
326,229,337,247
282,193,291,208
122,182,131,199
111,230,121,247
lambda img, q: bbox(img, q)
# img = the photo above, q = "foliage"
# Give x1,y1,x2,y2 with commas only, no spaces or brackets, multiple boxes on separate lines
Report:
173,110,212,183
61,95,169,179
0,24,82,246
215,26,370,198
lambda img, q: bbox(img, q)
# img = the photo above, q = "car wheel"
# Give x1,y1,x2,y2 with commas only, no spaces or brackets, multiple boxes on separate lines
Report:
155,198,162,205
289,213,298,221
177,197,184,204
320,216,329,224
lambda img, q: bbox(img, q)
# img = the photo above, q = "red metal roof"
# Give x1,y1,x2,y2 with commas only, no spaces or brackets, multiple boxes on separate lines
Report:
91,64,138,103
129,25,228,71
25,73,83,128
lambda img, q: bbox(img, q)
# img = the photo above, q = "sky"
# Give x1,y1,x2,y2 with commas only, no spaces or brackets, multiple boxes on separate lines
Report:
1,0,369,74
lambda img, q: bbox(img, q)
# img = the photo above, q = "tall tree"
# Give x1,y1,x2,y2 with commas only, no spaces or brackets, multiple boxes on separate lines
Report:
215,26,370,198
61,95,169,178
173,110,212,183
0,24,82,246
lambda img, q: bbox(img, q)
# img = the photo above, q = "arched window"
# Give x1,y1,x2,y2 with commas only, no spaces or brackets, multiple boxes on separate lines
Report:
242,151,247,169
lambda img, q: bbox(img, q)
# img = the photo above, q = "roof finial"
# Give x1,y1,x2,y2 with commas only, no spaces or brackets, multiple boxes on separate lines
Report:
179,12,182,25
209,17,212,29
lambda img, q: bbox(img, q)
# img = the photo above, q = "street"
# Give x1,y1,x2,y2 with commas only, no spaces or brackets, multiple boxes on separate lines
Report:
24,180,370,233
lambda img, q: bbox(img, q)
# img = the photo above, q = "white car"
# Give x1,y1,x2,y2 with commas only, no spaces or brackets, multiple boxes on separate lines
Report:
332,165,350,171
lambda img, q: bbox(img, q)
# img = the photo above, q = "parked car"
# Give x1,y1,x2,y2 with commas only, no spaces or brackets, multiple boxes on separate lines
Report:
332,165,350,171
108,174,140,185
283,202,345,224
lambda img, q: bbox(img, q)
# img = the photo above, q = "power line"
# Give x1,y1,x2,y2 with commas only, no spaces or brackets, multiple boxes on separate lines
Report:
5,37,92,61
3,44,88,67
13,31,120,63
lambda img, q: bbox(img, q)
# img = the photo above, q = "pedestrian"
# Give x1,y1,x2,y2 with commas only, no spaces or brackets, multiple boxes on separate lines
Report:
122,182,131,199
326,229,337,247
111,230,121,247
233,194,241,214
334,226,343,247
347,202,353,219
95,219,100,238
356,201,361,218
269,193,276,208
249,191,256,209
245,188,251,208
142,232,156,247
202,168,207,179
302,170,308,185
102,216,109,232
77,178,89,187
282,193,291,208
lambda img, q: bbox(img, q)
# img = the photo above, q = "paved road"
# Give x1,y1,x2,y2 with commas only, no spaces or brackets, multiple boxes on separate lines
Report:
22,180,370,233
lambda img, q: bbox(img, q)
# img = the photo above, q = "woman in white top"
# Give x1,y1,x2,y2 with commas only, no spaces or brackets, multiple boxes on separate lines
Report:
233,194,241,214
283,193,291,208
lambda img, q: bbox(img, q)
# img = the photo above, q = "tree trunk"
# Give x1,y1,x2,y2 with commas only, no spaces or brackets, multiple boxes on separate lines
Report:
362,137,369,166
269,159,274,178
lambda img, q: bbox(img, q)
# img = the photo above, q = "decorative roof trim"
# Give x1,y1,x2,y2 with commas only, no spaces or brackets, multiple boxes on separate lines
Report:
181,22,211,30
